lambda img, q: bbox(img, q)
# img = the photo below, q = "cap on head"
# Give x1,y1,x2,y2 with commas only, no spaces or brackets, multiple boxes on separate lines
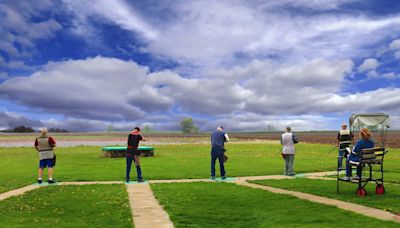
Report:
134,127,140,131
216,127,223,132
40,128,48,135
341,123,347,128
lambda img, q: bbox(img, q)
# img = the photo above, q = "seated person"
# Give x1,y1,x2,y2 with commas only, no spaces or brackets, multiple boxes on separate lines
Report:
344,128,374,181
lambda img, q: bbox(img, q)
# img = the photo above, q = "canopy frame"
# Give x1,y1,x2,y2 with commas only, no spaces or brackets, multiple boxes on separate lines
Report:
349,113,390,147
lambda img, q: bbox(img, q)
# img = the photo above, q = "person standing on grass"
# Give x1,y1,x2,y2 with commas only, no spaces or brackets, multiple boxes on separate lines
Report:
210,126,229,179
344,128,374,181
281,127,298,176
126,127,145,182
34,128,56,184
337,123,353,170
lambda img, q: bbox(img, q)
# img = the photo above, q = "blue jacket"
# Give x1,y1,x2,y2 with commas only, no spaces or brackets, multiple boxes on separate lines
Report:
211,130,226,148
352,139,375,157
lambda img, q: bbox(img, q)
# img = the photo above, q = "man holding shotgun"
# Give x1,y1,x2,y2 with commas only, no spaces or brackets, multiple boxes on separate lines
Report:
281,126,298,176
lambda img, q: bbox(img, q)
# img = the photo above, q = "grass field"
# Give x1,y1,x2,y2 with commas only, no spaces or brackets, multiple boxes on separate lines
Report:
1,140,399,227
151,182,400,227
251,178,400,214
0,184,132,227
1,143,399,193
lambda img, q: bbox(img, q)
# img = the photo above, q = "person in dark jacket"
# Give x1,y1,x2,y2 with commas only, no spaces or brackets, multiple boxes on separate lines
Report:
126,127,145,182
210,127,229,179
344,128,374,181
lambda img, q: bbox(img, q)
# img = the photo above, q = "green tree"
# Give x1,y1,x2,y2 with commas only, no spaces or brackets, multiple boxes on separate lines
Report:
180,117,199,133
106,125,115,132
143,125,152,133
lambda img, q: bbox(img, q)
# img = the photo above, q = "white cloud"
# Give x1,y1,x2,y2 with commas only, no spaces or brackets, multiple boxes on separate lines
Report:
358,58,379,73
389,39,400,50
2,56,400,131
0,57,173,121
62,0,157,40
0,1,62,59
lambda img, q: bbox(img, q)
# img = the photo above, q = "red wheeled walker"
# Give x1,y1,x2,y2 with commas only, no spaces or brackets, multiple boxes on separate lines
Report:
337,113,389,197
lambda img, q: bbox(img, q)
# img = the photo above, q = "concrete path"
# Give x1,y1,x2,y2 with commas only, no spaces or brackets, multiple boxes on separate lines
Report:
235,180,400,223
0,185,41,201
2,171,398,227
127,184,174,228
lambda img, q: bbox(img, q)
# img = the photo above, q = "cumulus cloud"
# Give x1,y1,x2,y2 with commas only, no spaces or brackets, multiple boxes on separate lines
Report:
0,57,173,121
0,0,62,58
57,0,400,68
2,56,400,131
389,39,400,59
358,58,379,73
0,111,43,129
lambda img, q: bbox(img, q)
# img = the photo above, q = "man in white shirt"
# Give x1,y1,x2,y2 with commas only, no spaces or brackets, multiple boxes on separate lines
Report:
281,126,298,176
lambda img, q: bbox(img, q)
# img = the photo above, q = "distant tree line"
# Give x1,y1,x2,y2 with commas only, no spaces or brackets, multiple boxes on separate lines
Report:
0,125,68,133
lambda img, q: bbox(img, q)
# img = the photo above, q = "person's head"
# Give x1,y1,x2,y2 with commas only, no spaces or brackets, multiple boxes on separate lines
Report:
40,128,48,135
360,128,372,140
216,127,223,132
341,123,347,130
134,127,140,132
286,126,291,132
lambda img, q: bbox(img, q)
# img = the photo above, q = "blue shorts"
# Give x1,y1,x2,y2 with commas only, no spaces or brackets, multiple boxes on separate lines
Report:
39,159,54,168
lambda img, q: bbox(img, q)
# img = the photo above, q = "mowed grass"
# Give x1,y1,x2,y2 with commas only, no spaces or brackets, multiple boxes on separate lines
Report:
252,178,400,214
151,182,399,227
0,184,132,227
1,143,399,193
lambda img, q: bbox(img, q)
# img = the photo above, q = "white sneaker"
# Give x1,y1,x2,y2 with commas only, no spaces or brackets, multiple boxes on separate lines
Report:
353,175,360,180
342,176,351,181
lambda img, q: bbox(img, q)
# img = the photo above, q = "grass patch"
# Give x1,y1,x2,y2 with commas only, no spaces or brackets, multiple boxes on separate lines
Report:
151,182,399,227
0,184,132,227
1,143,399,193
252,178,400,214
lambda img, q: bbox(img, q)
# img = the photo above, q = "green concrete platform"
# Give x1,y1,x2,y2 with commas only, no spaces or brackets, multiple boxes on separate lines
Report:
102,146,155,158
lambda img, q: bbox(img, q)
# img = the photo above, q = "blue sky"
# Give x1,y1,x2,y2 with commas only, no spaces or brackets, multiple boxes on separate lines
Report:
1,0,400,132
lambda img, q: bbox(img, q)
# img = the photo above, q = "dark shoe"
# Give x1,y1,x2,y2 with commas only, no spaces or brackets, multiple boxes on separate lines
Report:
125,178,130,183
211,176,216,180
137,179,144,183
288,173,296,176
221,176,227,180
48,180,56,184
38,179,42,184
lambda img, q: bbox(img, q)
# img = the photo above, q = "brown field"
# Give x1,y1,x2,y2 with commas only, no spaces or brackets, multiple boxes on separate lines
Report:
0,131,399,148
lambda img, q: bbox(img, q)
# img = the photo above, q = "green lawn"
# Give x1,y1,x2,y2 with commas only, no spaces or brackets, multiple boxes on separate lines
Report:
151,182,399,227
252,178,400,214
0,184,132,227
1,143,399,193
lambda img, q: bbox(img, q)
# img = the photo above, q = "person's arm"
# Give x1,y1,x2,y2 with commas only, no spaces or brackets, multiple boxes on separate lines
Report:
34,138,39,151
139,133,145,141
48,137,56,148
224,133,230,142
352,140,362,156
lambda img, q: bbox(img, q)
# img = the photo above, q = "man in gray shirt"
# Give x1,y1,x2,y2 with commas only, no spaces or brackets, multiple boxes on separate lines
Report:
281,126,298,176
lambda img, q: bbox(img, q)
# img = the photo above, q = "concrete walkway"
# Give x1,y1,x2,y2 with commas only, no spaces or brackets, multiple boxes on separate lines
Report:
235,180,400,223
1,171,399,226
127,184,174,228
0,185,41,201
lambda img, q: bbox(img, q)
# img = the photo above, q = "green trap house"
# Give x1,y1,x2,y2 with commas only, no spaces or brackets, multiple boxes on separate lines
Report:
102,146,155,158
